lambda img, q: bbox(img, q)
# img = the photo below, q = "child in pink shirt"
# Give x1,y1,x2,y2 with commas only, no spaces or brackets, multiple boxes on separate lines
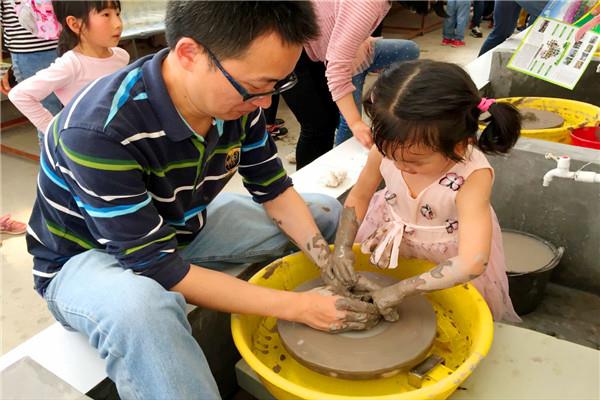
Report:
9,0,129,134
346,60,521,322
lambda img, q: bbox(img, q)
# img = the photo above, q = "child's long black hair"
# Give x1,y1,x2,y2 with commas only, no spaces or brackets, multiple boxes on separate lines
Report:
364,60,521,162
52,1,121,56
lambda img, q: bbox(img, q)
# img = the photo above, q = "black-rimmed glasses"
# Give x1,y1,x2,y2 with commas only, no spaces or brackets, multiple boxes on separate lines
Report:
200,42,298,102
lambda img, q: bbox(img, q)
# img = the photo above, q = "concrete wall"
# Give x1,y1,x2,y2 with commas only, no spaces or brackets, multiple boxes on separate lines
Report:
488,138,600,294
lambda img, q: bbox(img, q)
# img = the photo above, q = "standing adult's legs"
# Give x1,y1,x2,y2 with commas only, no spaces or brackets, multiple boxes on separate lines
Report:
443,0,459,41
478,0,522,56
282,51,339,169
472,0,484,28
516,0,547,19
483,0,495,18
454,0,472,41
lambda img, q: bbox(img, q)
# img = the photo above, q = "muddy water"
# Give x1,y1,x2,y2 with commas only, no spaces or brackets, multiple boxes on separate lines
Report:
502,231,556,273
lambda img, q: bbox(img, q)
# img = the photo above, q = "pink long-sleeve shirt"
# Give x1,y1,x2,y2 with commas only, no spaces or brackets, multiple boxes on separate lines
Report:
9,47,129,132
305,0,391,102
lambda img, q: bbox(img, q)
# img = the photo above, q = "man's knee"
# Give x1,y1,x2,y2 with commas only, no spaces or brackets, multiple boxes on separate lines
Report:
111,281,189,337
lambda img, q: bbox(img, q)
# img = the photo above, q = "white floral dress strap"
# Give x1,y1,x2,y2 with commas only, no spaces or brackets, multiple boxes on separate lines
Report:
361,203,447,269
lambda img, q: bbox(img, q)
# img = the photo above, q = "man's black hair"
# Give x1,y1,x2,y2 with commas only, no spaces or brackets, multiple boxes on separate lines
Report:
165,1,319,60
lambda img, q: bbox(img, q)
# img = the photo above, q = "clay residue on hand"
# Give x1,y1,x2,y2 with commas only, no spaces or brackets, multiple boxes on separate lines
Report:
308,233,330,269
330,296,381,333
330,207,360,286
348,273,383,302
371,276,427,321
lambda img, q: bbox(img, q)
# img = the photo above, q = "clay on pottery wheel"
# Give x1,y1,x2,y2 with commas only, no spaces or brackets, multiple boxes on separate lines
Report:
519,107,564,130
277,272,437,380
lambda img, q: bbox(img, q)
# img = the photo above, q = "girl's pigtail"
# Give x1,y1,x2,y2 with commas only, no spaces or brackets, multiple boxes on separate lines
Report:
478,100,521,154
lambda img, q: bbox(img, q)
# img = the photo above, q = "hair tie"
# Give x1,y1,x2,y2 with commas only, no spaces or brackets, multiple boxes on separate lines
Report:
477,97,496,112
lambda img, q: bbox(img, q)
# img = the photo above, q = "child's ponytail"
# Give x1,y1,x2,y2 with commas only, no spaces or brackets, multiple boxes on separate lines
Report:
52,0,77,56
56,25,79,56
478,99,521,155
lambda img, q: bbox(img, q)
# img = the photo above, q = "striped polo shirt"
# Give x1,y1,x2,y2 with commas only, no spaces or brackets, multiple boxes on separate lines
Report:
1,0,58,53
27,48,292,296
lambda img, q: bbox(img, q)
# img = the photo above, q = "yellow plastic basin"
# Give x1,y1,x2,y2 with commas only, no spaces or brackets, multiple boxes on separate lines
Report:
231,246,494,400
480,97,600,144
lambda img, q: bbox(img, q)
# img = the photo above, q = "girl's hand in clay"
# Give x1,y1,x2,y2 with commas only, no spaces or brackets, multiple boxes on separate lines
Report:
323,251,357,290
322,206,360,290
295,291,380,332
348,273,384,302
371,257,483,321
360,225,394,268
371,277,426,322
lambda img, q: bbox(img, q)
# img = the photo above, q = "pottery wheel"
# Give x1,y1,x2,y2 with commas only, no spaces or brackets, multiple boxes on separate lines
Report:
277,272,437,379
519,108,564,130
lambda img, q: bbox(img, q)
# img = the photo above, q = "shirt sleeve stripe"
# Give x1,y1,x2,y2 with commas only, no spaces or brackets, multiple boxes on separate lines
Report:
120,130,165,145
73,194,152,218
241,131,268,152
46,220,97,250
243,169,287,187
104,68,143,129
124,232,176,255
60,139,143,171
40,158,69,191
238,153,278,168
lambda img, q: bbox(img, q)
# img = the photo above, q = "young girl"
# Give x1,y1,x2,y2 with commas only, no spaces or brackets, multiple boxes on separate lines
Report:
9,1,128,134
346,59,521,322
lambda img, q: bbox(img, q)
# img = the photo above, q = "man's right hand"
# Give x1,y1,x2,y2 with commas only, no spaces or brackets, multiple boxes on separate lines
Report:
293,290,380,333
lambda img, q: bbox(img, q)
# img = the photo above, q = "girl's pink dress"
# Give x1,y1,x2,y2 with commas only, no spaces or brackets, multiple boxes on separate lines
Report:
356,148,520,322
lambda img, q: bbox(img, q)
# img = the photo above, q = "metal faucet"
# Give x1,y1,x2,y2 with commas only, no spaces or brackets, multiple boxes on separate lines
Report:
542,153,600,187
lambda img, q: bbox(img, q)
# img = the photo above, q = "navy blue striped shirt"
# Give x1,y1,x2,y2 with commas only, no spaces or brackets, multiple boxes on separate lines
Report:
27,49,292,296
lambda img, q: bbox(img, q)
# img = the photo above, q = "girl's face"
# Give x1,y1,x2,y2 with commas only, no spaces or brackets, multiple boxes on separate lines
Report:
81,7,123,49
389,144,456,176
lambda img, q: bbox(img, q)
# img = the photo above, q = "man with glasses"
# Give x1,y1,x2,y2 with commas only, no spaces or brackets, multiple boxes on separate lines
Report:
26,2,379,399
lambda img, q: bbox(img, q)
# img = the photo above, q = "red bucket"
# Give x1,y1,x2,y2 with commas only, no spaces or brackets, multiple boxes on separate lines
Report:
570,126,600,150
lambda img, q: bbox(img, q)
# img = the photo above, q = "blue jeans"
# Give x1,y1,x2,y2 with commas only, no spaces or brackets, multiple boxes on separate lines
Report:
443,0,471,41
43,193,341,399
335,38,419,145
478,0,548,56
472,0,484,27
